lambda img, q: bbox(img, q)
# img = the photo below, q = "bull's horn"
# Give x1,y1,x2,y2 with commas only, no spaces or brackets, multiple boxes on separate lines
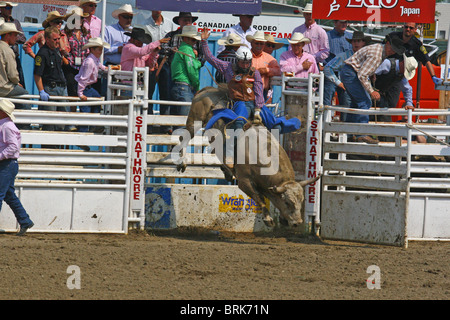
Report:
299,174,322,187
269,185,287,194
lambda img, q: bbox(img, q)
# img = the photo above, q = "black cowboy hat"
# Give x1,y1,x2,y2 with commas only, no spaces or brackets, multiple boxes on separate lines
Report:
385,34,406,55
124,27,152,44
173,12,198,25
346,31,372,45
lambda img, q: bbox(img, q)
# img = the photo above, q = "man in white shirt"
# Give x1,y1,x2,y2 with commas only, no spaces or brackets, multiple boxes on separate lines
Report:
217,14,257,53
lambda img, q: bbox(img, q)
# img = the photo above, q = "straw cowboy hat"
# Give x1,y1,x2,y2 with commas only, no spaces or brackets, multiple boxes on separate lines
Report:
302,3,313,14
79,0,101,6
403,54,418,80
0,2,18,7
175,25,201,41
124,27,152,44
42,11,66,28
173,12,198,25
112,4,135,19
0,22,22,35
0,99,16,122
67,6,89,18
217,33,247,47
82,37,111,50
288,32,311,45
264,33,284,50
246,31,266,43
346,31,372,45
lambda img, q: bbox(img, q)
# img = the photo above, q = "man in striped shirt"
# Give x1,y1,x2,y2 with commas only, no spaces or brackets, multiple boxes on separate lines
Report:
340,35,405,143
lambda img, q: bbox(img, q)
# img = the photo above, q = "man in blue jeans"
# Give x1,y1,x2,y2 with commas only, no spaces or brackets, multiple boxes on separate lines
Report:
0,99,34,236
340,34,405,144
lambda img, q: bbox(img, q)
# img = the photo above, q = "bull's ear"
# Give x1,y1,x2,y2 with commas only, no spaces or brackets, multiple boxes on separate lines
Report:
269,186,287,194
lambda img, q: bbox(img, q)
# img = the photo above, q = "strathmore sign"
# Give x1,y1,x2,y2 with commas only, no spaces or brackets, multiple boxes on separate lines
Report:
312,0,436,23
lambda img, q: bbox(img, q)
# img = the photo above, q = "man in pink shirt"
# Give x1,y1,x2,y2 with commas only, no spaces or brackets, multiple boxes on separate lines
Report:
0,99,34,235
280,32,319,78
291,3,329,64
80,0,102,38
120,28,170,72
246,31,281,100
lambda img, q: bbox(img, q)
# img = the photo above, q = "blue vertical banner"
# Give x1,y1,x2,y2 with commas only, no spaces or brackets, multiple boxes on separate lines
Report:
135,0,262,15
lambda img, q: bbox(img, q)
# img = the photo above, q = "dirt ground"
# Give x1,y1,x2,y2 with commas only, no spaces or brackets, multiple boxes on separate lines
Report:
0,228,448,301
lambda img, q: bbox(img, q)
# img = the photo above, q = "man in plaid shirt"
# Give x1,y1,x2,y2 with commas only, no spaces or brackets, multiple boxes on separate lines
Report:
340,35,405,144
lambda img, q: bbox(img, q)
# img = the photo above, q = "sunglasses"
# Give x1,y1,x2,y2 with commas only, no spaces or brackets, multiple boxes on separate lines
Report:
52,20,63,24
404,25,416,30
88,4,97,8
120,15,133,20
4,6,13,10
266,43,276,48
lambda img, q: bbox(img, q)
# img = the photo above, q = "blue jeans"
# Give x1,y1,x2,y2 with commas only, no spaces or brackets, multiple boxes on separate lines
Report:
171,82,195,117
42,85,75,131
78,87,101,132
323,77,351,122
0,159,33,228
340,64,371,124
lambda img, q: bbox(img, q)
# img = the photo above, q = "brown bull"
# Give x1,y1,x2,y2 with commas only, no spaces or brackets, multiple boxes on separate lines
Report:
177,86,320,227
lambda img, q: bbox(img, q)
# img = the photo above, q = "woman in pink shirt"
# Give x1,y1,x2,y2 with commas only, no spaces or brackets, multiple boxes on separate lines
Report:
120,27,170,71
280,32,319,78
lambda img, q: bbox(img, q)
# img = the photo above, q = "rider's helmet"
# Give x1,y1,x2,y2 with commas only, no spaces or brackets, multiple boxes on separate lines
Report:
234,46,252,74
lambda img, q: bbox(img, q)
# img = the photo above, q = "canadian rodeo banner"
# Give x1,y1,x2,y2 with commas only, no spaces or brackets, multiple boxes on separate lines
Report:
136,0,262,15
312,0,436,23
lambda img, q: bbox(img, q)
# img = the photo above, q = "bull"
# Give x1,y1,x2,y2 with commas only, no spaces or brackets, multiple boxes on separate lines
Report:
176,86,320,227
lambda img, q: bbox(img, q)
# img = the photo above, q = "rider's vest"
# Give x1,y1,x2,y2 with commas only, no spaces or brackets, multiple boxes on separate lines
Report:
375,58,404,92
228,67,256,102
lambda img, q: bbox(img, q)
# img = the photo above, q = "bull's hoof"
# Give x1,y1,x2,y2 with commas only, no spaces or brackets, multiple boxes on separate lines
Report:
263,216,275,228
176,162,187,173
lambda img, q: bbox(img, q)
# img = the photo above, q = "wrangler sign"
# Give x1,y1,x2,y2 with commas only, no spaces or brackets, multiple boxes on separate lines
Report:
312,0,436,23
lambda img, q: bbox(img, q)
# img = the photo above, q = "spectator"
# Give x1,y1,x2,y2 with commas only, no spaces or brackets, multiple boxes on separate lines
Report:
23,11,70,60
120,27,169,72
214,33,247,84
280,32,319,78
171,25,202,116
291,3,329,64
75,37,110,134
340,34,405,144
34,26,75,132
0,1,26,87
103,4,135,66
0,99,34,236
144,10,176,134
246,31,281,100
80,0,102,38
263,33,283,56
323,31,370,119
325,20,352,64
218,14,257,53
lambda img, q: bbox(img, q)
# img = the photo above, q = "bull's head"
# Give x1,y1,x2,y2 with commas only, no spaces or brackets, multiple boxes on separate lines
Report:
268,175,322,227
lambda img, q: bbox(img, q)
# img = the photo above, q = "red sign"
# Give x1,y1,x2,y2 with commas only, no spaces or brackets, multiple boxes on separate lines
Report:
312,0,436,24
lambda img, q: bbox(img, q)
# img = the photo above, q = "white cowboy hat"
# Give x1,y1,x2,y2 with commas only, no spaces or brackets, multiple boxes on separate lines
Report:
264,33,284,50
246,31,267,43
288,32,311,45
42,11,66,28
217,33,247,47
0,2,18,7
0,99,16,122
112,4,135,19
175,25,201,41
67,6,89,18
403,54,418,80
82,37,111,50
302,3,313,14
79,0,101,6
0,22,22,35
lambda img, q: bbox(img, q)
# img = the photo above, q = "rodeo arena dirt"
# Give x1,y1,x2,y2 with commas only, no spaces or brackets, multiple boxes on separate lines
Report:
0,0,449,305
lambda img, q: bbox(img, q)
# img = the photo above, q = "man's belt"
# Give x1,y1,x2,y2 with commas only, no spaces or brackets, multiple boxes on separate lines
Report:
48,81,66,89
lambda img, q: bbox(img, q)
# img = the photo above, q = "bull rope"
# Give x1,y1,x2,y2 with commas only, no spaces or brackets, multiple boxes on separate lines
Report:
405,123,450,147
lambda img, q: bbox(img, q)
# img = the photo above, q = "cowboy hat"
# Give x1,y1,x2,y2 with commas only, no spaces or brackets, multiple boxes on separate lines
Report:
42,11,66,28
66,6,89,18
175,25,201,41
173,12,198,25
0,2,18,7
403,54,418,80
217,33,247,47
112,4,135,19
302,3,313,14
385,34,406,56
246,31,266,43
288,32,311,45
264,33,284,50
82,37,110,50
0,22,22,35
0,99,16,122
124,27,152,44
79,0,101,6
232,14,260,17
346,31,372,44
